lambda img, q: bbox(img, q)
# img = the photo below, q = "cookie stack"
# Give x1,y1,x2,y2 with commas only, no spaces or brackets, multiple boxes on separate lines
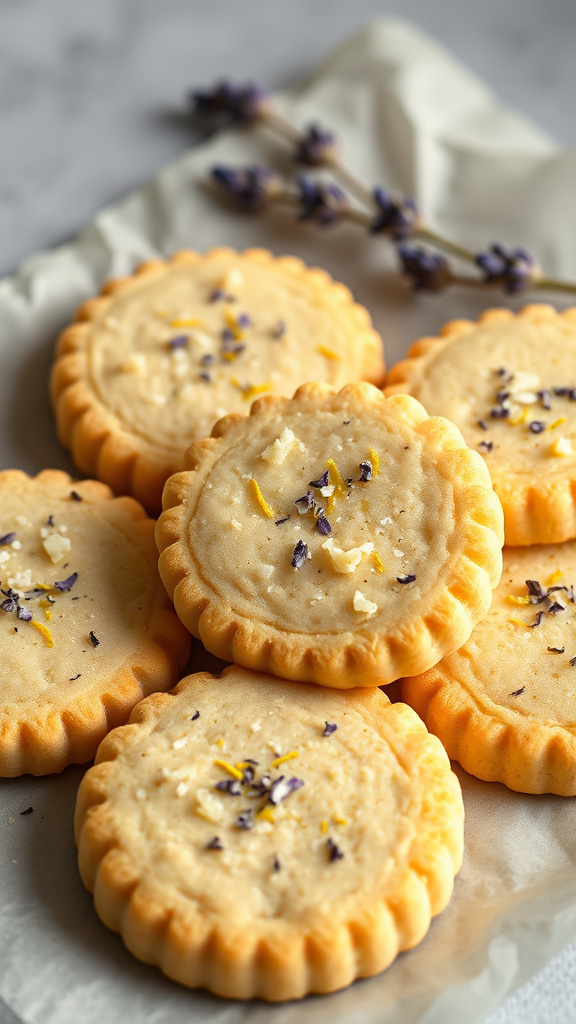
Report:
3,250,508,1001
386,305,576,796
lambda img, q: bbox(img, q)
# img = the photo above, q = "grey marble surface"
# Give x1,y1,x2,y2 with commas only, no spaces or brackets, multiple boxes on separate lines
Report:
1,1,576,1022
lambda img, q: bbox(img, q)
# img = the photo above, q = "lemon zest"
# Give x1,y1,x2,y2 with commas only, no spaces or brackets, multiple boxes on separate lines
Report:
235,761,252,771
224,308,244,339
170,317,203,328
242,381,272,401
332,813,348,826
549,417,567,430
271,751,299,769
317,344,341,361
213,759,244,780
45,610,52,621
35,583,52,591
326,458,347,516
508,407,529,426
31,621,55,647
506,595,530,605
371,550,385,573
216,738,224,749
368,447,380,475
256,806,275,824
320,819,329,835
546,570,564,585
507,617,531,629
249,478,276,519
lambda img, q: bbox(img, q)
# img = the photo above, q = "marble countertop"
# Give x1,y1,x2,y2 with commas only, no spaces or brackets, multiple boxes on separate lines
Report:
1,1,576,1022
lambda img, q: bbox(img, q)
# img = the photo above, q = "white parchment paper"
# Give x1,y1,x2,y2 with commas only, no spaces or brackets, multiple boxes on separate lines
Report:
1,18,576,1024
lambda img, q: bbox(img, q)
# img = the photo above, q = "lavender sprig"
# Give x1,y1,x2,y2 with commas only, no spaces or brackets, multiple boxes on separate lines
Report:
194,80,576,297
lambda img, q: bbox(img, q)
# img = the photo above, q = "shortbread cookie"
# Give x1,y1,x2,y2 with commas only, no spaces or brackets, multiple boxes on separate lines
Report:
0,470,190,776
402,542,576,795
50,248,385,515
75,665,464,1001
156,382,503,688
385,304,576,545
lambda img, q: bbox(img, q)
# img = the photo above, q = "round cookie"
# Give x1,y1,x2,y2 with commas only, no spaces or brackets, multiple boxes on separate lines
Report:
0,470,190,776
156,381,504,688
385,304,576,545
75,665,464,1001
50,248,385,515
401,542,576,795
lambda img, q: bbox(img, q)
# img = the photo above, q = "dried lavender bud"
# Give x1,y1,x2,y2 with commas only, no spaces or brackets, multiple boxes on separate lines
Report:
529,421,546,434
295,124,338,166
538,390,552,411
554,387,576,400
490,406,510,419
530,611,545,628
316,515,332,536
55,572,78,592
191,81,270,123
236,809,254,830
309,471,330,489
215,779,242,796
479,440,493,452
0,532,16,546
547,646,565,653
548,601,566,615
398,245,450,292
200,371,212,383
326,837,344,862
212,164,283,210
273,855,281,872
0,591,18,613
292,541,309,570
191,710,200,720
206,836,224,850
478,420,488,430
273,320,286,339
296,175,348,226
17,606,32,622
294,491,314,514
241,764,256,784
200,354,213,366
70,490,83,501
359,460,373,482
89,630,100,647
526,580,547,603
509,687,525,697
268,776,304,806
237,313,251,328
371,188,419,239
475,244,537,294
169,335,188,349
275,515,290,526
397,574,416,584
323,722,337,737
570,656,576,667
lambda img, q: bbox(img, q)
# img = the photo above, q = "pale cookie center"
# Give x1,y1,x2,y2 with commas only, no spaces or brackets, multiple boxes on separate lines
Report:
87,260,358,454
188,410,454,633
0,495,154,704
108,699,415,923
458,549,576,727
409,324,576,474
